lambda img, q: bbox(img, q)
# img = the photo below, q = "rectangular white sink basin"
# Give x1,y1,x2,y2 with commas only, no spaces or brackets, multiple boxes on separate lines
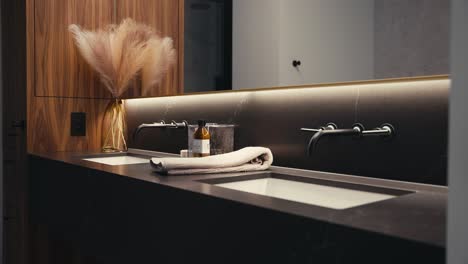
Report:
209,174,410,210
83,155,149,166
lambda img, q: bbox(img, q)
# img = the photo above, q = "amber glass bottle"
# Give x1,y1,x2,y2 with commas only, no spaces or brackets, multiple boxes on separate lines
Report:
192,120,211,157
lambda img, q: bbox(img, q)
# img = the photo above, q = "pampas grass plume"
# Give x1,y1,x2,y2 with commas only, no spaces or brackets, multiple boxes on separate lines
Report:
69,19,176,98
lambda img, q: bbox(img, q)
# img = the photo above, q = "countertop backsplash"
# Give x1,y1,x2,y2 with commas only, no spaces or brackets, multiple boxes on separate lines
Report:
126,77,449,185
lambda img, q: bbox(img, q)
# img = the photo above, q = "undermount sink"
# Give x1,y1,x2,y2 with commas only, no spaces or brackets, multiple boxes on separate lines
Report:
82,154,149,166
202,173,412,210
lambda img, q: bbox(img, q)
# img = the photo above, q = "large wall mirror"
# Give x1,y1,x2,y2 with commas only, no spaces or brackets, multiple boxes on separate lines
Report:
184,0,449,93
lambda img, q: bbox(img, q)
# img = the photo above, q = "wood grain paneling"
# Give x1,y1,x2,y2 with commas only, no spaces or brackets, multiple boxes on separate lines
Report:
27,96,109,152
28,0,185,153
178,0,185,92
34,0,183,99
117,0,183,98
28,0,110,153
34,0,114,98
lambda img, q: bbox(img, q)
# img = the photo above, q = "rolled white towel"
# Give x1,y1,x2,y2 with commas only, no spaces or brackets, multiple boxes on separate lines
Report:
150,147,273,175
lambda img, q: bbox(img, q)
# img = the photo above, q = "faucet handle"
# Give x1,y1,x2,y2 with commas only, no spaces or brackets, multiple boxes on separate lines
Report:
301,123,337,133
323,123,337,130
167,120,188,129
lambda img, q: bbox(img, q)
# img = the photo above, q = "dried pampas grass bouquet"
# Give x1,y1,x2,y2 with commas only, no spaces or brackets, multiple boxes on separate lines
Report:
69,18,176,152
69,18,176,97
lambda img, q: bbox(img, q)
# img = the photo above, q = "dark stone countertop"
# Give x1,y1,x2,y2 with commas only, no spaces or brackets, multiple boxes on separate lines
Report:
29,148,447,248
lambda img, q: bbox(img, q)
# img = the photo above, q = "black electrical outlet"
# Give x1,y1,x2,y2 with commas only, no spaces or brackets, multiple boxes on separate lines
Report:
71,112,86,136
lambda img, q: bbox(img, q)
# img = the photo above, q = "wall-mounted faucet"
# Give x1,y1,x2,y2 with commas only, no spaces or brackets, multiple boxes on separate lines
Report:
301,123,395,156
133,120,188,139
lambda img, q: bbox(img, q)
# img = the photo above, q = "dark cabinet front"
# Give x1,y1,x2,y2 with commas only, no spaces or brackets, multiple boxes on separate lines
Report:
29,156,445,264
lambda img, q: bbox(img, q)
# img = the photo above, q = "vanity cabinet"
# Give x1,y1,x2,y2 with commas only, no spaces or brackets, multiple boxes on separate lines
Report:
29,155,445,264
33,0,183,99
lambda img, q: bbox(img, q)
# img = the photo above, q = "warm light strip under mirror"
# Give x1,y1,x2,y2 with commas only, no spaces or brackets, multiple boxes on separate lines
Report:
216,178,396,210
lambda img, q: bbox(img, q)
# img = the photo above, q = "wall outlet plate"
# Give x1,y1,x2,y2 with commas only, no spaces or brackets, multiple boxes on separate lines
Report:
71,112,86,136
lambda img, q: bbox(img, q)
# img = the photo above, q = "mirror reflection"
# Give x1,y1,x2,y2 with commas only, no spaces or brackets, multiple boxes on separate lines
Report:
184,0,449,93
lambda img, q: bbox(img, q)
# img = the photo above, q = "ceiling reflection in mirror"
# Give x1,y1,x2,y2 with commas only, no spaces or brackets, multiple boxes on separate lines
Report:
184,0,449,93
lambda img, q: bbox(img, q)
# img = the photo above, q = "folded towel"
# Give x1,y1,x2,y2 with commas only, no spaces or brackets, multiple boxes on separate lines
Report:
150,147,273,175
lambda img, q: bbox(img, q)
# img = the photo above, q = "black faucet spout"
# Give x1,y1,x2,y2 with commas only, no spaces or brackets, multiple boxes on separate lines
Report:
133,120,188,140
306,127,361,156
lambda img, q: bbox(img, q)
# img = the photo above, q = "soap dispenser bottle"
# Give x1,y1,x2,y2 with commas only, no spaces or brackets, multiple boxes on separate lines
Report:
192,120,211,157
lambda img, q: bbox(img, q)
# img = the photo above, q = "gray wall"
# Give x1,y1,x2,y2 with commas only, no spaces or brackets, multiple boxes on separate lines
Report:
374,0,450,79
448,0,468,263
232,0,281,89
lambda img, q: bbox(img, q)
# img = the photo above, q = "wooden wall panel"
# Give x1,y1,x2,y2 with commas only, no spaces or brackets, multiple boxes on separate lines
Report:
117,0,183,98
27,97,109,153
28,0,110,153
34,0,113,98
28,0,184,152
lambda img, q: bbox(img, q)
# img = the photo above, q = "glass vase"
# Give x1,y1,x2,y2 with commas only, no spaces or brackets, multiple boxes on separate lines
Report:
102,99,127,152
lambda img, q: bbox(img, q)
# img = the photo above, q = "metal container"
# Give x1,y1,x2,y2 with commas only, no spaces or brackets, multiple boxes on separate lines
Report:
188,123,235,156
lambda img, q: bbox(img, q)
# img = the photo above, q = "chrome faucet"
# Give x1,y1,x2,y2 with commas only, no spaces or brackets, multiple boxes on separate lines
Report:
301,123,394,156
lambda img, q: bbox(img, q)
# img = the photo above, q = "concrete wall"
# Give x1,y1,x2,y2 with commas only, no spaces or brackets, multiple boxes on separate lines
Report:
374,0,450,78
